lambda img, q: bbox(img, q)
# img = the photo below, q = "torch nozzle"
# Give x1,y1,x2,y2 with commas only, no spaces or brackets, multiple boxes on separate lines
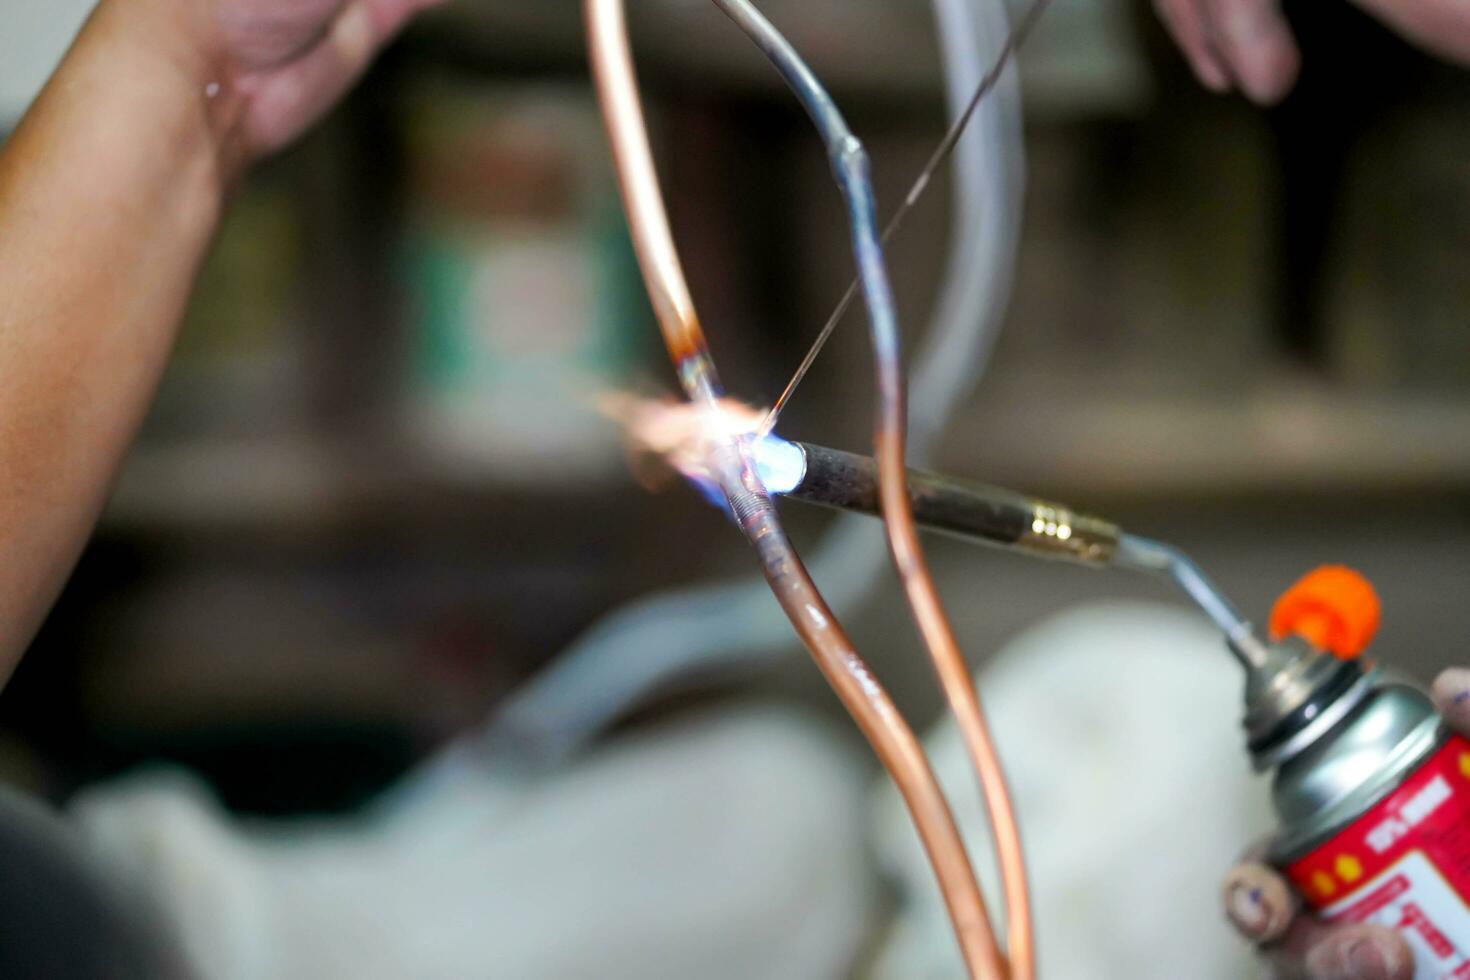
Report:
776,440,1269,665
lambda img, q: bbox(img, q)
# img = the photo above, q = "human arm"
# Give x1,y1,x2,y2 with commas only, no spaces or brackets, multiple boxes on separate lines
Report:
0,0,437,683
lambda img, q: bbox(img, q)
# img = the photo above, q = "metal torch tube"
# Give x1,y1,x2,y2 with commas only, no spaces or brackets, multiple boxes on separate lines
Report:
790,442,1120,566
785,442,1272,662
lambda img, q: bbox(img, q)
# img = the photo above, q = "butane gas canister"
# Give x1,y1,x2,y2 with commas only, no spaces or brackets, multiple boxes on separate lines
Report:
1244,568,1470,978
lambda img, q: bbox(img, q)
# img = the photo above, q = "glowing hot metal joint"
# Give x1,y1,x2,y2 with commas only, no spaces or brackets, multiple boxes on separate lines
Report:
604,394,806,507
610,394,1268,663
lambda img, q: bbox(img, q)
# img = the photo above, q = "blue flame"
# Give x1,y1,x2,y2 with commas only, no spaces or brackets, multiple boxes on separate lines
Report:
750,433,806,494
686,432,805,512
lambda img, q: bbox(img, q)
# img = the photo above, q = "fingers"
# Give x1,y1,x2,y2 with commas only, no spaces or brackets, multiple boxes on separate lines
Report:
1430,666,1470,731
1220,670,1470,980
1153,0,1232,92
1259,914,1411,980
1349,0,1470,67
238,0,443,156
359,0,448,48
1300,923,1414,980
1154,0,1301,104
1206,0,1300,104
1224,861,1413,980
1224,861,1297,943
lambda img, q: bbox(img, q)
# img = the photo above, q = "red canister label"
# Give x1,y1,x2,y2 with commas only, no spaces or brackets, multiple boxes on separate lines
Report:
1284,735,1470,978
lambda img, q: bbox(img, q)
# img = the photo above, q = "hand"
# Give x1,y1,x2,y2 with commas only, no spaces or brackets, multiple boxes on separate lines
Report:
119,0,442,169
215,0,443,157
1152,0,1470,105
1221,666,1470,980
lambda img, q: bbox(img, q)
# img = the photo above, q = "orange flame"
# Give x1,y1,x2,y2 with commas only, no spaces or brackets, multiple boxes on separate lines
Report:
599,393,768,488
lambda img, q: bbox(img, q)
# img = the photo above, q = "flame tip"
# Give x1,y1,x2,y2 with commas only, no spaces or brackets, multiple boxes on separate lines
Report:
603,392,802,501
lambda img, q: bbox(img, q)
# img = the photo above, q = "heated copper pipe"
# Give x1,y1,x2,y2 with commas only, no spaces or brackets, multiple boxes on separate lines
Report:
704,2,1033,975
584,1,1003,976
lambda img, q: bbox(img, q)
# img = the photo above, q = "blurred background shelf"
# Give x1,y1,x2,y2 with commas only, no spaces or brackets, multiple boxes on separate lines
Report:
417,0,1150,115
5,0,1470,825
106,384,1470,541
103,434,714,551
951,385,1470,498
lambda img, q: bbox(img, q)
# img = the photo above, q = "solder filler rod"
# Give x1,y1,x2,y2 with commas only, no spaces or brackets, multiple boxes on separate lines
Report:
768,439,1272,666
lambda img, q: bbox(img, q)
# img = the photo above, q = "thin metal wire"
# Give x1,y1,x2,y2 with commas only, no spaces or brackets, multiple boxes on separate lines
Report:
1114,533,1270,668
756,0,1052,439
583,4,1000,977
707,3,1033,977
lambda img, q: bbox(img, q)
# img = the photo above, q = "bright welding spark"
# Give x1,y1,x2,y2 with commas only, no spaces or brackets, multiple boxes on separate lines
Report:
599,393,805,500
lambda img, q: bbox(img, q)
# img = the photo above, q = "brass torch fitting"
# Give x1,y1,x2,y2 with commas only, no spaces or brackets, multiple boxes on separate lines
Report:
1020,502,1119,565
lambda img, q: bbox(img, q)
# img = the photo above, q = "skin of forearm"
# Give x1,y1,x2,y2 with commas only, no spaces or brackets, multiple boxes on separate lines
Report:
0,0,248,679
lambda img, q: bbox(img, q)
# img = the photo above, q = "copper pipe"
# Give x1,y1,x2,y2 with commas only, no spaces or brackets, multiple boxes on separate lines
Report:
756,0,1052,439
883,449,1035,980
583,0,705,368
702,2,1033,974
584,1,1003,976
860,132,1034,980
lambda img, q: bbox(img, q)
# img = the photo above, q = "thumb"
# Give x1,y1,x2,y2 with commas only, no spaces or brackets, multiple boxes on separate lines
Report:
1429,666,1470,733
1302,923,1414,980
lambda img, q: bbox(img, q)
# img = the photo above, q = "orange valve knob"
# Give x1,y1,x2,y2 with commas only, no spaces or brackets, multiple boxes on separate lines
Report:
1268,565,1381,660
